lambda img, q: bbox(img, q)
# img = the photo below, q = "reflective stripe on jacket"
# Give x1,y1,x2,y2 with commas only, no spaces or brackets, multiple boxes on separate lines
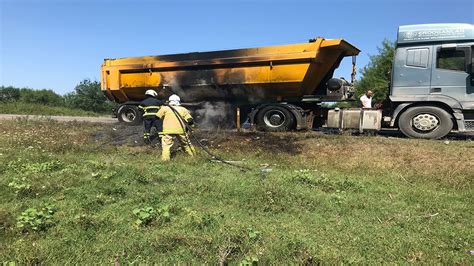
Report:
139,105,161,116
157,105,193,134
138,97,164,117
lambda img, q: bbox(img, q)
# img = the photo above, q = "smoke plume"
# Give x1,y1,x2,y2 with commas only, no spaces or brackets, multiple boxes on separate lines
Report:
194,102,234,129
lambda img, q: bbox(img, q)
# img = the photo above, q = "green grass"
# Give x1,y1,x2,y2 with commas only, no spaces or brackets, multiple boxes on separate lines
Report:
0,120,472,264
0,102,105,116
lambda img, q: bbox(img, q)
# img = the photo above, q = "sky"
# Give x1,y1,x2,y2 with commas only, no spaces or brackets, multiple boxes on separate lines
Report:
1,0,473,94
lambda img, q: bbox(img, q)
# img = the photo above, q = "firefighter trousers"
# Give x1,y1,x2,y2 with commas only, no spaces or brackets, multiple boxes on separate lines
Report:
143,116,162,141
161,134,195,161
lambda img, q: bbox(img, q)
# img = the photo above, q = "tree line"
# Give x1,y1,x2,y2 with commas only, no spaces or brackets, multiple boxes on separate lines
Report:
0,79,116,113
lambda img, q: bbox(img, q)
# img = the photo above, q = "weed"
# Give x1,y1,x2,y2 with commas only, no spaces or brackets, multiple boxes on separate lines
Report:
240,255,258,266
330,191,346,205
87,160,107,169
133,207,156,226
157,204,172,222
7,159,62,174
91,170,116,179
16,204,57,232
291,169,364,192
133,174,150,184
188,211,219,229
74,214,105,231
247,227,261,242
8,177,32,195
133,204,171,226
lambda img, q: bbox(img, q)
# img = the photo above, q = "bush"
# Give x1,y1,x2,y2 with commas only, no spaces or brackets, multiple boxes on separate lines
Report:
0,79,116,115
0,86,21,102
1,86,63,106
65,79,116,113
19,88,64,106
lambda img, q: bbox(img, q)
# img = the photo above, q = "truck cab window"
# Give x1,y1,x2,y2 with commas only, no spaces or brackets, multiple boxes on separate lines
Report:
436,49,465,71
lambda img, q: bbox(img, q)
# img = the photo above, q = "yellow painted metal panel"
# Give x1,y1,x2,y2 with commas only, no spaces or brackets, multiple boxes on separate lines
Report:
101,37,360,102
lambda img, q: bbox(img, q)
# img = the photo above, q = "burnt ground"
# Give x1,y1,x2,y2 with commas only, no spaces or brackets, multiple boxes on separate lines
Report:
90,123,306,155
90,123,473,156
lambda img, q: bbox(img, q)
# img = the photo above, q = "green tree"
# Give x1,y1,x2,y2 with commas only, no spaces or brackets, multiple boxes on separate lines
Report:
65,79,115,113
0,86,21,102
355,39,395,102
19,88,64,106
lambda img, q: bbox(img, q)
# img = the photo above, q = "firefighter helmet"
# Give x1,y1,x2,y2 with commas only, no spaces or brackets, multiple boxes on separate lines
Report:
145,90,158,97
169,94,181,106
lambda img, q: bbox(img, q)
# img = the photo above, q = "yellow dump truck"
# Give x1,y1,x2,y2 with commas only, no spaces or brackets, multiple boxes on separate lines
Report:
101,37,360,131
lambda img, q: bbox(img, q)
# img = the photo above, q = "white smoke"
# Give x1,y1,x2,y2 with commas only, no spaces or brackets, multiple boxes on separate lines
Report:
163,77,186,99
162,77,249,129
194,102,234,129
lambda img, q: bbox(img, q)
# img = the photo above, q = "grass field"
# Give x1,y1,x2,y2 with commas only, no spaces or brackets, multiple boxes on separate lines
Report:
0,102,104,116
0,120,472,264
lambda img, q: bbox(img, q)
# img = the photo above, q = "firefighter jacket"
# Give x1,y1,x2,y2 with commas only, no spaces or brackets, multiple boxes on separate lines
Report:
138,97,164,117
157,105,193,134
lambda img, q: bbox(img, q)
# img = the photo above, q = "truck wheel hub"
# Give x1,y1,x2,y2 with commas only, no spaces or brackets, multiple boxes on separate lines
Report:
122,110,136,122
264,111,285,127
412,114,439,131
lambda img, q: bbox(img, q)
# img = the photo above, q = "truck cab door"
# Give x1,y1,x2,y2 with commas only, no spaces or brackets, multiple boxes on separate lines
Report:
391,46,432,96
430,45,474,109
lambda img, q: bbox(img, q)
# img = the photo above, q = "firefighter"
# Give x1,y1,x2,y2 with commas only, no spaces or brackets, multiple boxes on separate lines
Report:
157,94,196,161
138,90,164,144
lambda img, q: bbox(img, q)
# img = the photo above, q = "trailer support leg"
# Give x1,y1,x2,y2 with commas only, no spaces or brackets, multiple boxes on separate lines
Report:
236,107,241,132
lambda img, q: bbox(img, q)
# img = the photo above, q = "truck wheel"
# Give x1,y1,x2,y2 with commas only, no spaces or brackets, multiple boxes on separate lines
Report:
398,106,453,139
117,105,142,125
256,105,295,131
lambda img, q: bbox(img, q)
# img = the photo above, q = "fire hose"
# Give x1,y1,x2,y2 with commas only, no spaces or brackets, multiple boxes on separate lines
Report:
163,104,252,172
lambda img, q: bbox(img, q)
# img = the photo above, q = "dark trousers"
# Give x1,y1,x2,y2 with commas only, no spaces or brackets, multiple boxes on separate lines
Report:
143,116,163,135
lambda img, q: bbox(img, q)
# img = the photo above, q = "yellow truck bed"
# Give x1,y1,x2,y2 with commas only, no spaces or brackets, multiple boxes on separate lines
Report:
101,38,359,103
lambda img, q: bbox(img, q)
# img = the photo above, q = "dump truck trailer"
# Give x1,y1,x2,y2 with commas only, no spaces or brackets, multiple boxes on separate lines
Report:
101,23,474,139
101,37,360,131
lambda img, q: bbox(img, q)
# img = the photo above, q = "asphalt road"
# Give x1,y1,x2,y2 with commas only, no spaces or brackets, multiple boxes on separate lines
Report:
0,114,117,124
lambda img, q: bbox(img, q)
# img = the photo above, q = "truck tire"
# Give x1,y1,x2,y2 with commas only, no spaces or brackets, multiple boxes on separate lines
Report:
256,105,295,132
117,105,142,125
398,106,453,139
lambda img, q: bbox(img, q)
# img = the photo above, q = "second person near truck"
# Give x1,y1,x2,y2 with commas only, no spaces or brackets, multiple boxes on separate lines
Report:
139,90,164,144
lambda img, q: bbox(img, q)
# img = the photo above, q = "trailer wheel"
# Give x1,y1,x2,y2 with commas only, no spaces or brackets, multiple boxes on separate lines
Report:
398,106,453,139
117,105,142,125
256,105,295,131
